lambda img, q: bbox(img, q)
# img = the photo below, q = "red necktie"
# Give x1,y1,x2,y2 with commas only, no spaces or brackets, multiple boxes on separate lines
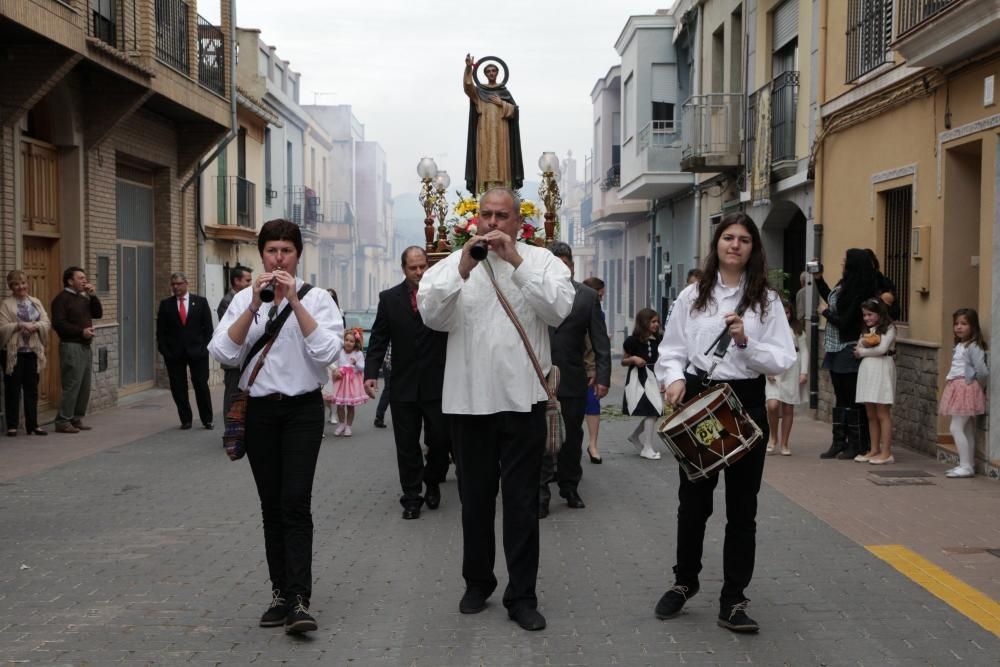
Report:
409,288,418,314
179,297,187,326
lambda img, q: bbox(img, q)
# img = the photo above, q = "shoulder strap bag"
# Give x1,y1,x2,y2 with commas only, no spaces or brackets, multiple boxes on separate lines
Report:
223,283,312,461
481,261,563,456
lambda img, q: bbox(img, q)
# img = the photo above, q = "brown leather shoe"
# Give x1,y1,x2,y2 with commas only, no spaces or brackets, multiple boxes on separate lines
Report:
71,421,92,431
55,423,80,434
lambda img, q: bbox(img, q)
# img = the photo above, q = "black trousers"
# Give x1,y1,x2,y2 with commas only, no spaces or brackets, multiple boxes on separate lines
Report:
674,374,768,608
389,398,450,508
540,395,587,495
375,372,391,421
164,355,213,426
2,351,39,431
450,402,546,611
245,390,325,602
830,370,870,446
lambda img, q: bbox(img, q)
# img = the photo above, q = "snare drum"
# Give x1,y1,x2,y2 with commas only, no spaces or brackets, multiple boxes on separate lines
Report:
657,384,762,482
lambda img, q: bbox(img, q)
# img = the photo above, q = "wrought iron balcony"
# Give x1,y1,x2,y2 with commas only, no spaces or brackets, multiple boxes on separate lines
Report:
216,176,256,229
197,15,225,96
600,164,620,191
898,0,960,36
155,0,189,73
324,201,354,226
680,93,742,172
746,71,800,182
86,0,137,51
287,187,321,229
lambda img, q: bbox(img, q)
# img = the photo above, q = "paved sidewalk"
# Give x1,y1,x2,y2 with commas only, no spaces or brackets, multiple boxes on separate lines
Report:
0,386,997,664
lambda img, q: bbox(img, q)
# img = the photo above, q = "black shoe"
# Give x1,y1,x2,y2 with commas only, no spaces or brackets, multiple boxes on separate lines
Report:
655,584,698,619
402,506,421,520
561,489,586,509
718,600,759,633
538,499,549,519
284,595,317,634
180,422,192,430
819,444,843,459
588,451,602,464
374,418,386,428
508,606,546,631
459,588,489,614
203,422,214,430
259,589,289,627
425,483,441,510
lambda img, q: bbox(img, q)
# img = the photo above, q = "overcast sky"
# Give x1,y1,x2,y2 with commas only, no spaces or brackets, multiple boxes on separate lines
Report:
214,1,674,198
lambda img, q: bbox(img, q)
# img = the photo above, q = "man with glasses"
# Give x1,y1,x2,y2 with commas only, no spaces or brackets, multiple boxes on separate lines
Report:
157,272,214,430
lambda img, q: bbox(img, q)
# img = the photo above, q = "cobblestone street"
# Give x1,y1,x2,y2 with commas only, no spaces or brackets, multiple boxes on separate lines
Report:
0,389,997,665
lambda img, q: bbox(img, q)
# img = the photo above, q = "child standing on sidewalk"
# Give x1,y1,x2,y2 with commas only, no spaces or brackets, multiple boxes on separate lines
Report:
939,308,989,478
623,308,664,460
331,328,368,436
765,299,807,456
853,298,897,464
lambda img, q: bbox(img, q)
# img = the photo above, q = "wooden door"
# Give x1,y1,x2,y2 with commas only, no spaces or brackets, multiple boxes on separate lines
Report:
22,237,60,408
20,138,59,234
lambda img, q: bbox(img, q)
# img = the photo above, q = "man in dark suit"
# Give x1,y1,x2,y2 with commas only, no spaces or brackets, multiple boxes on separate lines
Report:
540,242,611,517
157,272,215,430
364,246,450,520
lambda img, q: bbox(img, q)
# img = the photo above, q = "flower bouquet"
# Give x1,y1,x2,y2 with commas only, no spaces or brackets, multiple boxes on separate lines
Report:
448,193,546,249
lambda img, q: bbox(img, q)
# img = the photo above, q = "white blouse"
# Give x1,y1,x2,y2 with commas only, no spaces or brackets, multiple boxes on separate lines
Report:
655,276,797,386
209,279,344,397
418,244,574,415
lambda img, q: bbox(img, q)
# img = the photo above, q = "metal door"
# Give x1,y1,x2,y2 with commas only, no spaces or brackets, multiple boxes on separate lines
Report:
116,176,155,389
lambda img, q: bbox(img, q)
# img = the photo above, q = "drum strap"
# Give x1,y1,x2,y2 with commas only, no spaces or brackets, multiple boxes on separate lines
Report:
698,305,747,386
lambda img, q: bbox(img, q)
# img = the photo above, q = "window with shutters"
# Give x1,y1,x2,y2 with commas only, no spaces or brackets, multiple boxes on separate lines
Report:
846,0,893,83
882,186,912,323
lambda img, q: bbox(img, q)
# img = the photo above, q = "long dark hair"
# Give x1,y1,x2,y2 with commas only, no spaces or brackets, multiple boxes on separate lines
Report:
953,308,987,350
782,297,803,337
835,248,879,338
632,307,660,340
693,213,771,317
860,298,891,335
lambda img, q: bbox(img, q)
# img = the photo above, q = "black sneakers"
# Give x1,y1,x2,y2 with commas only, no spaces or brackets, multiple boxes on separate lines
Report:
284,595,318,634
508,606,546,631
459,588,489,614
717,599,759,633
654,584,698,619
259,589,289,627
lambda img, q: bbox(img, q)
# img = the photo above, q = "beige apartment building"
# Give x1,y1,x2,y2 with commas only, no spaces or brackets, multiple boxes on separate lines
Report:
1,0,234,414
815,0,998,471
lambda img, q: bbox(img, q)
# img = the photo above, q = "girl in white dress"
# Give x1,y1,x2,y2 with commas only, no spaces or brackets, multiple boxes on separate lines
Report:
853,298,896,464
765,299,807,455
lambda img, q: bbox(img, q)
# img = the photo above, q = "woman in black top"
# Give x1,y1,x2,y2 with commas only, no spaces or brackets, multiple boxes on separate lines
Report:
622,307,663,460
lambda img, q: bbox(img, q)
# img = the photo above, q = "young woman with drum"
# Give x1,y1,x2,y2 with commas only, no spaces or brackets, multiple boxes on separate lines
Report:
654,213,796,633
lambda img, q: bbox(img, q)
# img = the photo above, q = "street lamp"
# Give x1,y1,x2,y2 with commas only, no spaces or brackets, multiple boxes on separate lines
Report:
433,170,452,252
537,152,562,246
416,157,438,251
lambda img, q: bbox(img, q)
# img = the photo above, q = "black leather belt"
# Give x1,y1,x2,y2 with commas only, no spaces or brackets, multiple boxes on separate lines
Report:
253,389,321,402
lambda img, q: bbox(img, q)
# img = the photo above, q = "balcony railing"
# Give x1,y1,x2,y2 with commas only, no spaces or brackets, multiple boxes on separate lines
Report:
86,0,137,51
746,71,800,182
897,0,959,36
287,186,321,228
637,120,679,151
680,93,742,171
155,0,189,73
846,0,892,82
217,176,256,229
324,201,354,226
600,164,620,191
197,14,225,95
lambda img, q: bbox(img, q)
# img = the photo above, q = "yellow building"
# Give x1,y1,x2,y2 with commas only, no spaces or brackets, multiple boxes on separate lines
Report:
816,0,998,470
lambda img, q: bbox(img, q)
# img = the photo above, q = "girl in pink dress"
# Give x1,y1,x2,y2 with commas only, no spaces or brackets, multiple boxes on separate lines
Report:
332,328,368,436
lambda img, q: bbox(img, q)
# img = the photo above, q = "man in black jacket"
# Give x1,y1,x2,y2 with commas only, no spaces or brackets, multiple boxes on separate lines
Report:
540,242,611,517
157,272,215,430
364,247,450,520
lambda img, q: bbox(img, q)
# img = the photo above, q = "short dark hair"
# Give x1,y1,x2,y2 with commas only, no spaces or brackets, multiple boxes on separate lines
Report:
686,268,704,282
548,241,573,263
257,219,302,257
400,246,427,266
229,265,251,287
582,276,604,291
63,266,84,287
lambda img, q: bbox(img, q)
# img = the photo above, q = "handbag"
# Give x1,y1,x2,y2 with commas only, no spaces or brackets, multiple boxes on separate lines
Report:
222,283,312,461
482,261,563,456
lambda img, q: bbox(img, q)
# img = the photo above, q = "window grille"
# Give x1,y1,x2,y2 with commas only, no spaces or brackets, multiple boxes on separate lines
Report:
846,0,892,83
883,186,911,322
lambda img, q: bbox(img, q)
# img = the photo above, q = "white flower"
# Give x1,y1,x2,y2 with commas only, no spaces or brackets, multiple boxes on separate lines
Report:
467,224,478,235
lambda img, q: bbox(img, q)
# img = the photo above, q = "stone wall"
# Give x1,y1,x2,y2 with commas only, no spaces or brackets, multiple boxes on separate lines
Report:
89,325,118,411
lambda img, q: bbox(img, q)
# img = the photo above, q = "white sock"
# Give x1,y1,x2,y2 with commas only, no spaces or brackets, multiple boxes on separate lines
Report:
950,416,974,470
640,417,656,452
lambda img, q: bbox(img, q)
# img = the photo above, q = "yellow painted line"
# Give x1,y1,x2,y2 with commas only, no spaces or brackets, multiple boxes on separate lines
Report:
867,545,1000,638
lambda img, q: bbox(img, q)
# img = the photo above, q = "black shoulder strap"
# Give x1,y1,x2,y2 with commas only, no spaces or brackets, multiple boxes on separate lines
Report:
240,283,312,373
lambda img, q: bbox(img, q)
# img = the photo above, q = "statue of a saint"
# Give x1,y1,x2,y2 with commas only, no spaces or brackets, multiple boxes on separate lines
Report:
464,54,524,195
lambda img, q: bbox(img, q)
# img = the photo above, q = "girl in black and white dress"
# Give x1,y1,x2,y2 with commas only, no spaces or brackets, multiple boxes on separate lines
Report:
622,308,663,460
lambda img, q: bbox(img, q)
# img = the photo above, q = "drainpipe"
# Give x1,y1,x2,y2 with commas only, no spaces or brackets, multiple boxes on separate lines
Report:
809,0,829,410
180,0,239,296
649,201,657,309
693,3,704,264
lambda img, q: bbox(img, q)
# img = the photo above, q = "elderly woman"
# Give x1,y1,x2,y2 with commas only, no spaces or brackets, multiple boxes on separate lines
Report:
0,270,51,436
